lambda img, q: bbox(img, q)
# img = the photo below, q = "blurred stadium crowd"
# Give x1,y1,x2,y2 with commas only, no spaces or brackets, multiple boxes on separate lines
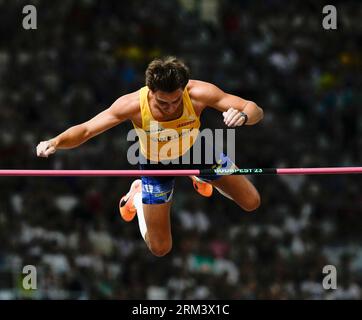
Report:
0,0,361,299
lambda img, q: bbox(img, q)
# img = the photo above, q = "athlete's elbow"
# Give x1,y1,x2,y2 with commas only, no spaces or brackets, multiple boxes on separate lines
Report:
81,124,93,141
258,106,264,122
250,102,263,124
252,101,263,118
246,101,264,126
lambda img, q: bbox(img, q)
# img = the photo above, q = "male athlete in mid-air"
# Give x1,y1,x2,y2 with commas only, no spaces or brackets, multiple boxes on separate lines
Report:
37,57,264,257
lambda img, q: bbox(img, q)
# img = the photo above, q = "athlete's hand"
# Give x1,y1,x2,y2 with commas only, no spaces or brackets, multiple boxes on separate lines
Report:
223,108,247,127
36,140,57,158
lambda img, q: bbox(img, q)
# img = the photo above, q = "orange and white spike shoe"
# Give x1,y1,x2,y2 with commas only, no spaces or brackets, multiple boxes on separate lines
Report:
191,176,213,197
119,179,142,222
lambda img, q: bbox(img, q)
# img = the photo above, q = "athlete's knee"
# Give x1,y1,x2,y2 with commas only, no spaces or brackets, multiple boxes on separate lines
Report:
243,190,261,212
149,239,172,257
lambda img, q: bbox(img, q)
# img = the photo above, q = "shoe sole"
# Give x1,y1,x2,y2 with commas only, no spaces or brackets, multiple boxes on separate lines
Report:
119,180,141,222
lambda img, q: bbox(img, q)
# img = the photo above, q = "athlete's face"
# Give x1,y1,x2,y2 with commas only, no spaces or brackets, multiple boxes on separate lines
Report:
151,89,183,116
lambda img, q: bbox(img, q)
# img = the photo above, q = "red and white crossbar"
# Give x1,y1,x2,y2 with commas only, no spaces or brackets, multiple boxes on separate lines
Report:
0,167,362,177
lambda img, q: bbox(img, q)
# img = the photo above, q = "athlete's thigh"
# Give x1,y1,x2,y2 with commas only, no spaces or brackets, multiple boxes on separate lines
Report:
141,175,174,242
210,173,260,211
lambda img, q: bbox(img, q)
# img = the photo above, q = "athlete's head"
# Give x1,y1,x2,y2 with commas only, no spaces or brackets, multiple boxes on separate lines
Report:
146,56,190,115
146,56,190,92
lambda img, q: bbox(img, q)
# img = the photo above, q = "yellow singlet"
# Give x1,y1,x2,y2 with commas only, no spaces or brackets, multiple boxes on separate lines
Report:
132,86,200,162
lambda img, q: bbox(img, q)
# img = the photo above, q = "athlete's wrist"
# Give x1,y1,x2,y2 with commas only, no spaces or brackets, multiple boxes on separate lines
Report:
239,111,248,126
50,138,59,149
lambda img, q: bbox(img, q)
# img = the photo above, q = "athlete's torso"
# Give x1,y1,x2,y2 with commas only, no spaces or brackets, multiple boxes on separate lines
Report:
131,84,202,161
130,81,204,128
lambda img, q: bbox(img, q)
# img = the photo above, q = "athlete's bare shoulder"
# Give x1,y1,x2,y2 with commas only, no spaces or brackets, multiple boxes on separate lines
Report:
112,90,140,115
109,89,141,123
187,79,207,98
186,79,221,113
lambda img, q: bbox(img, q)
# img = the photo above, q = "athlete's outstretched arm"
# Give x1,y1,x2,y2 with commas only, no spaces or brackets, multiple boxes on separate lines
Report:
36,92,138,157
190,80,263,127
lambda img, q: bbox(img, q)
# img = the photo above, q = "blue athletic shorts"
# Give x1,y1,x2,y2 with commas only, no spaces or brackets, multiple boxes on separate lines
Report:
139,152,235,204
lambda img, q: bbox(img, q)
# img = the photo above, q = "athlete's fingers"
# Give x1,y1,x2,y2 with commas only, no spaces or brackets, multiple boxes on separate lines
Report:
223,108,235,124
44,146,56,157
36,141,56,157
222,108,234,119
227,111,243,127
234,115,247,127
36,142,47,157
224,108,239,126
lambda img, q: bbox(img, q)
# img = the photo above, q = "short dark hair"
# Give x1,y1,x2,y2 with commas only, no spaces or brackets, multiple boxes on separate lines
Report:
145,56,190,92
